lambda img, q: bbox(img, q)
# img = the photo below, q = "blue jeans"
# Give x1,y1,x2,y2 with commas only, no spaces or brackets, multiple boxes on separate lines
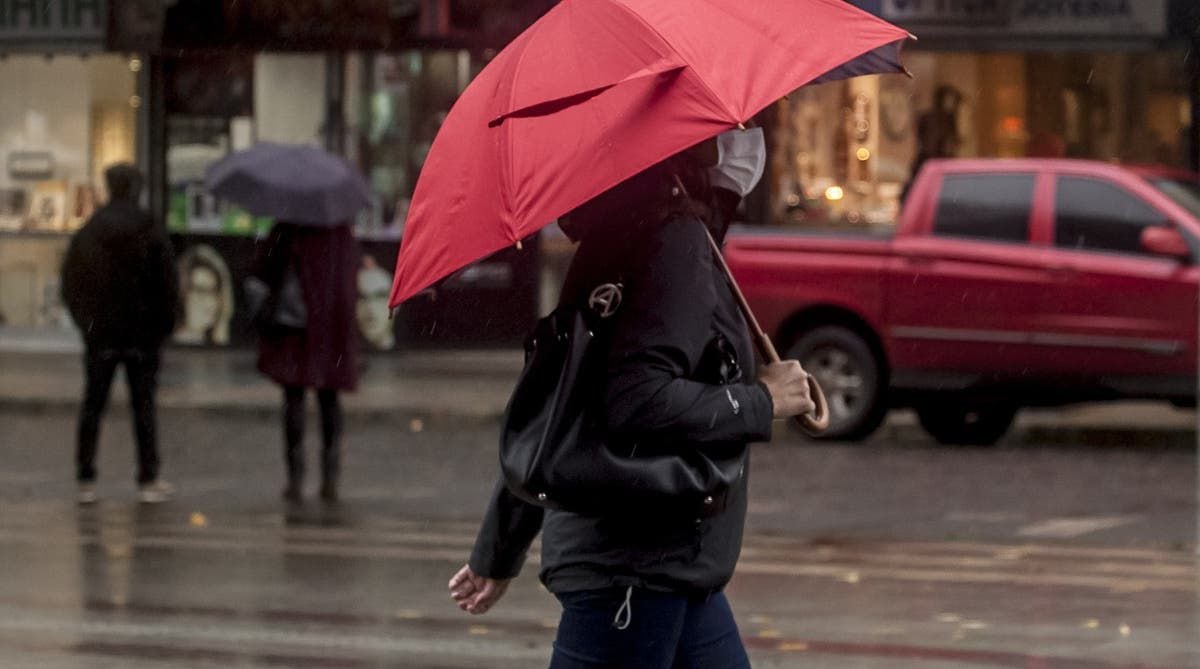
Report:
549,588,751,669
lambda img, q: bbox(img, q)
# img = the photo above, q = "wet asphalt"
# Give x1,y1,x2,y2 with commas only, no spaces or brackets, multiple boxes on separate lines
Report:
0,407,1196,668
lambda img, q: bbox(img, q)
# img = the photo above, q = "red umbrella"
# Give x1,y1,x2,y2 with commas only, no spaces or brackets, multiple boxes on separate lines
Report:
389,0,910,306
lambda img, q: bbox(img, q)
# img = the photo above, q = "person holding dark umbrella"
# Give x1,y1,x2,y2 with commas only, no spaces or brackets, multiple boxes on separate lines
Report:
208,143,370,502
250,222,359,502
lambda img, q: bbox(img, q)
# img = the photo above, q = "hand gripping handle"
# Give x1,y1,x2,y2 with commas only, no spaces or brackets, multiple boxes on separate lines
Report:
705,230,830,434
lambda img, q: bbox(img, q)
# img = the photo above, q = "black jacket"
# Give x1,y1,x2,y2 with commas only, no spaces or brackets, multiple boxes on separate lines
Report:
61,201,178,350
469,215,774,595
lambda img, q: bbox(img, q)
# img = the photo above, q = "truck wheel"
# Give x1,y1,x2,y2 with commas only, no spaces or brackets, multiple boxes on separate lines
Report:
916,403,1016,446
786,326,886,441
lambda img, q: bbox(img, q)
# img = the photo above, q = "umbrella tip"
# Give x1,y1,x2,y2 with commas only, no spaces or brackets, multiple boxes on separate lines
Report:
516,240,524,251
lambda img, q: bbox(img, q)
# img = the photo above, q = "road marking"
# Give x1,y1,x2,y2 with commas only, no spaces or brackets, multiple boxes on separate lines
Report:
10,532,1194,595
0,612,550,663
736,559,1195,593
0,606,1178,669
1017,516,1138,539
0,525,1193,594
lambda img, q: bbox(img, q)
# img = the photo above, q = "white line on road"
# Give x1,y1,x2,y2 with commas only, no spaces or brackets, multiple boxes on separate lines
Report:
0,611,550,663
1017,516,1139,539
0,527,1193,594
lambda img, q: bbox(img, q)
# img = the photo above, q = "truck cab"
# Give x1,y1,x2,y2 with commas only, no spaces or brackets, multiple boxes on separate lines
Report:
725,159,1199,444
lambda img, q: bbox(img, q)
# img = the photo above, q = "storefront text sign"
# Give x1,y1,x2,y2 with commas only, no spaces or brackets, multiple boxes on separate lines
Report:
7,151,55,181
879,0,1166,37
0,0,105,46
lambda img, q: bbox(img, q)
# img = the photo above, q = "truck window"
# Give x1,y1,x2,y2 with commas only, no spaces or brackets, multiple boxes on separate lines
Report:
1055,177,1163,256
932,174,1035,243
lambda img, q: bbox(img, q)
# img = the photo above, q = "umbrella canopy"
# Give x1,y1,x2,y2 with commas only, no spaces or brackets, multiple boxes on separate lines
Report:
389,0,911,306
206,143,372,226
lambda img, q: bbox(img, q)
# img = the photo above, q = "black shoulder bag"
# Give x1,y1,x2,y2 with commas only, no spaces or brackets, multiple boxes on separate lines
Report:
245,234,308,334
499,261,748,518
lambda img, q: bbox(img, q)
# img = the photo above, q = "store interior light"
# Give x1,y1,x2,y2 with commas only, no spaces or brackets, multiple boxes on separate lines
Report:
855,147,871,162
129,57,142,73
825,186,845,201
1000,116,1025,135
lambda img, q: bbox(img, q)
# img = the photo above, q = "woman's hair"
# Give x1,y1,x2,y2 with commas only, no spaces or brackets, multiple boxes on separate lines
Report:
561,150,714,242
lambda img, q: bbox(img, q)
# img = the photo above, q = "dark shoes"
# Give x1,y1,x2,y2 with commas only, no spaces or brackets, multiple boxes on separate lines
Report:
282,481,338,503
319,483,339,503
282,483,303,503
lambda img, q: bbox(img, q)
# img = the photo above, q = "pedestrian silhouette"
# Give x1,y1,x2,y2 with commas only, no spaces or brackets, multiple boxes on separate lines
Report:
61,164,179,504
251,222,360,503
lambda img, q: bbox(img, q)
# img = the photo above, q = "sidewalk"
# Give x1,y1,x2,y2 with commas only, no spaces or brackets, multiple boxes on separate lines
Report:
0,343,1194,440
0,347,524,424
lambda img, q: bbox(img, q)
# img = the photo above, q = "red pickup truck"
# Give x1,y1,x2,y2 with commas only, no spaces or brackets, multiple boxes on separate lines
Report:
725,159,1199,444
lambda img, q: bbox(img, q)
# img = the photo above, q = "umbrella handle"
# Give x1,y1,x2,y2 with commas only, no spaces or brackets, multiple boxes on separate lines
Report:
705,230,831,435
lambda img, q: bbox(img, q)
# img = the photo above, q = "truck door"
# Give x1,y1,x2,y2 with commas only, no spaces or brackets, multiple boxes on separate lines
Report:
888,171,1054,390
1035,175,1197,396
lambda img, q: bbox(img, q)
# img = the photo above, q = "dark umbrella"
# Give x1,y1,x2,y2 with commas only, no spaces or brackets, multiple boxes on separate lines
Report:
206,143,372,226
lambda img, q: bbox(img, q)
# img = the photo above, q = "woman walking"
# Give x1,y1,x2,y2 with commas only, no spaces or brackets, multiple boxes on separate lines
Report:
253,222,360,503
448,141,814,667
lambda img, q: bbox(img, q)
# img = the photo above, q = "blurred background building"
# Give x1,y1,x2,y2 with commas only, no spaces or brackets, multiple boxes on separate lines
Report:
768,0,1199,230
0,0,553,349
0,0,1197,349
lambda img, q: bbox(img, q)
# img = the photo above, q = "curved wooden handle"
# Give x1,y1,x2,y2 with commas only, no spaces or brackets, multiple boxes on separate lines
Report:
704,229,829,436
797,375,831,433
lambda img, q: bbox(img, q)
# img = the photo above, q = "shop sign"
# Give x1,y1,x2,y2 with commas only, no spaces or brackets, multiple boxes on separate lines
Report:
878,0,1167,38
0,0,105,45
7,151,55,181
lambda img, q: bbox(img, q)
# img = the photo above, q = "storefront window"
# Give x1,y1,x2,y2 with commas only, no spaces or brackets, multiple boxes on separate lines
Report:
350,49,482,238
159,48,536,350
0,54,138,331
165,53,324,237
768,49,1194,230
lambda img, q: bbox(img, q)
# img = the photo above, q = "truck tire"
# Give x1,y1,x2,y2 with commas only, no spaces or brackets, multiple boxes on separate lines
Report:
916,403,1016,446
785,325,886,441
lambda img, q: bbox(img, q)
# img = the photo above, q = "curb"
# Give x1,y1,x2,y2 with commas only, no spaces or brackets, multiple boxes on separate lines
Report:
0,397,508,427
4,397,1193,446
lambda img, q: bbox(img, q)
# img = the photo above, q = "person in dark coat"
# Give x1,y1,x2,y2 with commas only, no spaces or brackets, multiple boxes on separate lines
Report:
448,139,815,667
61,163,179,505
253,222,360,503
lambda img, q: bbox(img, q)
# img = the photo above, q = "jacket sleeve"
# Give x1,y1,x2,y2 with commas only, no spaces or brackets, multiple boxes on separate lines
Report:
603,218,773,445
149,231,180,340
60,232,95,331
468,480,544,580
60,234,83,320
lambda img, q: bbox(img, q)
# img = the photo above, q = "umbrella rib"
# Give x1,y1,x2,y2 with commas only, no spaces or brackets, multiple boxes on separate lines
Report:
604,0,741,124
498,19,549,244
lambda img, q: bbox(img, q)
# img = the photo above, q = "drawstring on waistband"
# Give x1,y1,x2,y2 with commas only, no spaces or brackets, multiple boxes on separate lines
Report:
613,586,633,630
